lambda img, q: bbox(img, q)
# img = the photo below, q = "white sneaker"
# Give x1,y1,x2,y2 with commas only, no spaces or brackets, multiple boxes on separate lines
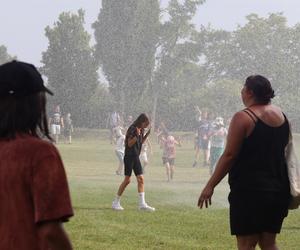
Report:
112,200,124,211
139,203,155,212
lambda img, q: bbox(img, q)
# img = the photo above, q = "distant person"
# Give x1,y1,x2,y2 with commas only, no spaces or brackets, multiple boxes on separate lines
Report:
0,60,73,250
161,135,181,182
64,113,74,144
125,115,133,130
193,111,211,167
209,117,227,175
139,138,152,174
49,105,64,144
106,110,121,144
114,128,125,175
198,75,291,250
112,114,155,211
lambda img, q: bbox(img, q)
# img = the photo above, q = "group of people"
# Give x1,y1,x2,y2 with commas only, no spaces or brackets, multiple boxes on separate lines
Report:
49,105,74,144
110,75,296,250
193,108,228,175
0,59,297,250
109,115,152,176
111,116,183,182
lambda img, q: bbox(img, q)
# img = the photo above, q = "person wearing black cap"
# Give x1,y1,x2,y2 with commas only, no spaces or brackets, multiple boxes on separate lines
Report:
0,60,73,250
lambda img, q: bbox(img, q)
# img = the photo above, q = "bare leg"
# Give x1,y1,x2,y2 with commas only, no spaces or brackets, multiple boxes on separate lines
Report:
170,165,175,180
136,175,144,193
203,149,210,166
193,148,200,167
258,233,279,250
136,175,155,211
165,162,170,182
117,176,131,196
236,234,259,250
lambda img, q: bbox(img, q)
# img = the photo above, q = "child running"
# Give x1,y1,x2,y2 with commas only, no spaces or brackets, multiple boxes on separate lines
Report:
112,113,155,211
161,135,181,182
114,128,125,175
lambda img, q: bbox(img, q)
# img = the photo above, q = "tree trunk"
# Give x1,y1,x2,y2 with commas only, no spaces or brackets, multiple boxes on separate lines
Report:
151,91,158,130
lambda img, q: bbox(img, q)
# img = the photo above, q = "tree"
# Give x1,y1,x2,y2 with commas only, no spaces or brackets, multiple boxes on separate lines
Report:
192,79,242,118
93,0,160,113
149,0,206,128
0,45,15,65
41,10,98,126
199,13,300,129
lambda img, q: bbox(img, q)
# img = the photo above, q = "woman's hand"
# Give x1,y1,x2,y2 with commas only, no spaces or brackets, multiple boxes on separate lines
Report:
136,128,141,136
198,185,214,209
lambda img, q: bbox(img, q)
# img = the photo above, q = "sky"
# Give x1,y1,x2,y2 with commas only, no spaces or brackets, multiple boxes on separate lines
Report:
1,0,300,67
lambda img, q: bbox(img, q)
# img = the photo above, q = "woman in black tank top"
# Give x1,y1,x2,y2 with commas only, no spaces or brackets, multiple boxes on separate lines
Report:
198,75,291,249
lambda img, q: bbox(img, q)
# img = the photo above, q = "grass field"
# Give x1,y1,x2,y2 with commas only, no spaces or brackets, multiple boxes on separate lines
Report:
57,130,300,250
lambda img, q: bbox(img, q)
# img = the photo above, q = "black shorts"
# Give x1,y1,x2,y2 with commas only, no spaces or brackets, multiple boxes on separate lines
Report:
124,155,143,176
228,191,290,235
162,157,175,165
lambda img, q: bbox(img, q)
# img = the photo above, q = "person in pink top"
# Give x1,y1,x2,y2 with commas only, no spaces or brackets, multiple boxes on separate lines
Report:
0,60,73,250
161,135,181,181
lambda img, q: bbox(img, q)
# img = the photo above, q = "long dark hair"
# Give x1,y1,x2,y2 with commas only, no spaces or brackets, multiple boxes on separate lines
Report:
132,113,150,128
0,92,52,140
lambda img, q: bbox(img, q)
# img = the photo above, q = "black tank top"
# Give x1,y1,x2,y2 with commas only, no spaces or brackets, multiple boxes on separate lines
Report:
229,109,290,194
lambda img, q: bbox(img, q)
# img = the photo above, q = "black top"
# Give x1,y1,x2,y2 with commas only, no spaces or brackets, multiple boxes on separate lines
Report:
229,109,290,194
125,125,144,157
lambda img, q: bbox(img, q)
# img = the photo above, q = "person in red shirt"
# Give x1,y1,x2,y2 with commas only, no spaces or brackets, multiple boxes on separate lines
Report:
0,60,73,250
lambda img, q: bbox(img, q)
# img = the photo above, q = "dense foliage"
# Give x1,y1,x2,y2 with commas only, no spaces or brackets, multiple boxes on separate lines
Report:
2,1,297,130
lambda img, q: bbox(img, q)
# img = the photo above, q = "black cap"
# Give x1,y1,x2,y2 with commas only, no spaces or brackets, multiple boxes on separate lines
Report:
0,60,53,97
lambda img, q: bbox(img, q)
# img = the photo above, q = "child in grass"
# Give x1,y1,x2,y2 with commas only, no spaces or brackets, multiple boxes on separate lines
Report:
161,135,181,182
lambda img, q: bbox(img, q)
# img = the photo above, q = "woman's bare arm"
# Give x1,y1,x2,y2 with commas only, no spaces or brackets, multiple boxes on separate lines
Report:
198,111,250,208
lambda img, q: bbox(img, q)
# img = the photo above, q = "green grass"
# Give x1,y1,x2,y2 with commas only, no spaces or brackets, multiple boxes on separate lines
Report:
57,130,300,250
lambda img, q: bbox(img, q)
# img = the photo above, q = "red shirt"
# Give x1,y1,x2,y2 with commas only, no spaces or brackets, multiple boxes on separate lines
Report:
0,134,73,250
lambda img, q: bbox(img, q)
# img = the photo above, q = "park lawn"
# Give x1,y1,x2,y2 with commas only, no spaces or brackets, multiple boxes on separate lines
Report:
57,130,300,250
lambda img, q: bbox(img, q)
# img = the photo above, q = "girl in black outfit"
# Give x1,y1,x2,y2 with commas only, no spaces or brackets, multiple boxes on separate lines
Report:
112,114,155,211
198,75,290,250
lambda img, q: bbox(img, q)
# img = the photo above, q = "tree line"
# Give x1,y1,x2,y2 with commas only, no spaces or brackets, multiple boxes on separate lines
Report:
1,0,299,131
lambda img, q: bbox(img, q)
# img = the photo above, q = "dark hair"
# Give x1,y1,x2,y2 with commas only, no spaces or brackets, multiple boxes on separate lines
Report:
0,92,52,140
245,75,275,104
133,113,150,128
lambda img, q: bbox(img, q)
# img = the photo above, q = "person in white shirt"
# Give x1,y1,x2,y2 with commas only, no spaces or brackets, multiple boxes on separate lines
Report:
139,138,152,174
114,128,125,175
